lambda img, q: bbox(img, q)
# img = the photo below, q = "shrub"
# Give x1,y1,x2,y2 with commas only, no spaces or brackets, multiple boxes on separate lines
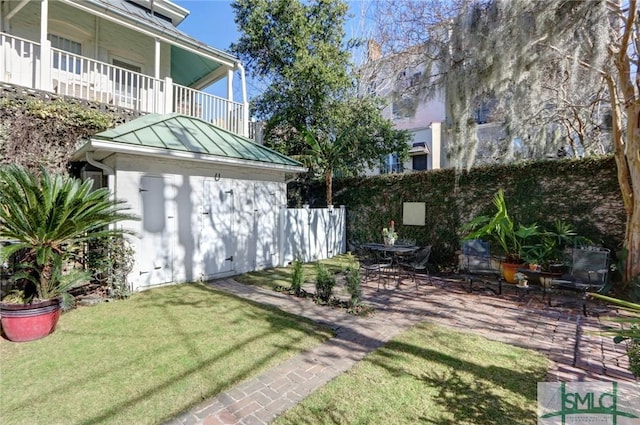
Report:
290,257,304,296
85,236,135,299
315,263,336,303
343,254,362,307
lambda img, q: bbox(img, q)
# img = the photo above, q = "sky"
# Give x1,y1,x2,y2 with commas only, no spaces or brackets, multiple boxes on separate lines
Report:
172,0,374,99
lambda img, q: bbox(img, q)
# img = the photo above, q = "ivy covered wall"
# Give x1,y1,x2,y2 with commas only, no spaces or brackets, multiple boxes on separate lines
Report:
289,156,625,270
0,83,139,175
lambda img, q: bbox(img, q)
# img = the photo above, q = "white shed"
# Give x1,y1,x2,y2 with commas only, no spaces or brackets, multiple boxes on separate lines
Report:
72,113,306,291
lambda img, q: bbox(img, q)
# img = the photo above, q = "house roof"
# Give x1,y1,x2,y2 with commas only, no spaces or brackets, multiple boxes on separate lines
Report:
74,114,307,173
64,0,237,88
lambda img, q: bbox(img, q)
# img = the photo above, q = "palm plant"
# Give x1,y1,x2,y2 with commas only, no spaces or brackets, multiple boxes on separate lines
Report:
521,220,591,270
0,165,136,303
462,189,539,263
300,129,349,206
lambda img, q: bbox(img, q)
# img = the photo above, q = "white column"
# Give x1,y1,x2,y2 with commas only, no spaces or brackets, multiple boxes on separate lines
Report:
154,38,160,79
431,122,442,170
39,0,51,91
226,68,233,102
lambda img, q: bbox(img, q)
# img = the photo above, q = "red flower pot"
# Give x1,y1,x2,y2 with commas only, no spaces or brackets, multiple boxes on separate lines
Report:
0,298,62,342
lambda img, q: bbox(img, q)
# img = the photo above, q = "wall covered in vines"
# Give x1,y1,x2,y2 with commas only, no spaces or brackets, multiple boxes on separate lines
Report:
0,84,140,175
289,156,625,270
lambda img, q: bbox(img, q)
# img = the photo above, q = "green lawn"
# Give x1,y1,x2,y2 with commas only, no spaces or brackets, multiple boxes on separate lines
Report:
0,283,332,425
234,255,351,291
275,321,549,425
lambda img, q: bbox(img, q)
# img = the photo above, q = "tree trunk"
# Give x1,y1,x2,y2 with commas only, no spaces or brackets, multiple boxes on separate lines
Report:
325,170,333,206
608,0,639,282
623,102,640,280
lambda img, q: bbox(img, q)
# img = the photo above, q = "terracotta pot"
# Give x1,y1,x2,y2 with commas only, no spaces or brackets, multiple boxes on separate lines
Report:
502,262,523,284
0,297,62,342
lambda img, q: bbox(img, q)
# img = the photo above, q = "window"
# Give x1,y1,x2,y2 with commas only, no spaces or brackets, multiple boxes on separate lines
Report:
409,72,422,87
380,153,403,174
111,59,142,107
48,34,81,74
392,97,413,119
412,154,429,171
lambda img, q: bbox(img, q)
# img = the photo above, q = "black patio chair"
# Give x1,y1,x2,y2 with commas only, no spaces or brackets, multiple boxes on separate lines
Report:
359,247,394,291
459,239,503,295
399,245,432,288
549,247,611,316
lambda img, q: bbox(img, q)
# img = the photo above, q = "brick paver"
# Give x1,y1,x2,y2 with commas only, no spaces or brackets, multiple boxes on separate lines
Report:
165,275,637,425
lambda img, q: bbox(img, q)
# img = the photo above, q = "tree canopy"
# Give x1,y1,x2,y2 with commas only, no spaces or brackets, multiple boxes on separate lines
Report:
230,0,409,204
373,0,639,282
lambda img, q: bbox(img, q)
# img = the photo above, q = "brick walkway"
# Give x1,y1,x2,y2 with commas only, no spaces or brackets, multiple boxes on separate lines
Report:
165,275,637,425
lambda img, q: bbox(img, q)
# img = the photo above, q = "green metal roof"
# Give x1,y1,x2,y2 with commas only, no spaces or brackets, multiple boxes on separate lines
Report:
92,114,304,169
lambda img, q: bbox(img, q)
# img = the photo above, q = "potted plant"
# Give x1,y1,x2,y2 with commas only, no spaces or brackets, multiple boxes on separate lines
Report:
0,165,135,342
462,189,539,283
520,220,591,286
382,220,398,246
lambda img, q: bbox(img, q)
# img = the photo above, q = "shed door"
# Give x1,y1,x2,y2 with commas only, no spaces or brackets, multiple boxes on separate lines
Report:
254,183,279,269
201,179,234,278
138,176,174,287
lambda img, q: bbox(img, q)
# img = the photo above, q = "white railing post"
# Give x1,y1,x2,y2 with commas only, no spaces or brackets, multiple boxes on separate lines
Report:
164,76,173,114
0,34,5,81
243,101,249,138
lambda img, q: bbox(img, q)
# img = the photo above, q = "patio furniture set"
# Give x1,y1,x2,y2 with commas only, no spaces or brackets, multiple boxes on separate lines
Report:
354,242,432,291
459,239,611,316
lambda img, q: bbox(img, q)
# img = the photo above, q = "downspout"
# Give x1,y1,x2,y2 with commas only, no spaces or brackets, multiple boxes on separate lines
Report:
236,62,249,138
85,152,117,231
86,151,114,175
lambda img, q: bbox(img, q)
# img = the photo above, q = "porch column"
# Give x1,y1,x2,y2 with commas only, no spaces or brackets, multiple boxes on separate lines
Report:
226,68,233,102
39,0,51,91
164,77,173,114
154,38,160,79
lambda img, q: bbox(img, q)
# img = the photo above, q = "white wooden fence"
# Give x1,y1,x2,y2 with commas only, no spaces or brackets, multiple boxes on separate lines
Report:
281,206,346,265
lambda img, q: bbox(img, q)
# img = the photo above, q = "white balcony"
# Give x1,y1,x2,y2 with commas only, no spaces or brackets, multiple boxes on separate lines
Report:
0,32,248,137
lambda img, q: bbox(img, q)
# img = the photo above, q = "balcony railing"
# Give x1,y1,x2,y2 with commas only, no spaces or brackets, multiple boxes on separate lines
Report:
0,32,247,137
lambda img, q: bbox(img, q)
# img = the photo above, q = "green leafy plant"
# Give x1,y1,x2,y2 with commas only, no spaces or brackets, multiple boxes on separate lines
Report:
290,256,305,297
85,236,135,299
315,263,336,303
588,292,640,378
343,253,362,308
0,165,136,304
462,189,539,263
382,220,398,241
521,220,591,270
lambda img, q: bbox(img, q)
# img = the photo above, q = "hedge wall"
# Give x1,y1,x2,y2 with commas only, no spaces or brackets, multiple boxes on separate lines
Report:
288,156,626,270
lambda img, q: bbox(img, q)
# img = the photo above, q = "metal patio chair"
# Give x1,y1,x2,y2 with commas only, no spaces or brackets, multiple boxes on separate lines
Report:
359,247,394,291
399,245,432,288
549,247,611,316
459,239,503,295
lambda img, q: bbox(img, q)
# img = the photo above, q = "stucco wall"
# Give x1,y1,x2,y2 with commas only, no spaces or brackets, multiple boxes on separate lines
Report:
108,154,288,290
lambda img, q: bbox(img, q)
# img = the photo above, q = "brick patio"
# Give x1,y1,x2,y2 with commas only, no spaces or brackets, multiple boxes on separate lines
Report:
165,274,637,425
